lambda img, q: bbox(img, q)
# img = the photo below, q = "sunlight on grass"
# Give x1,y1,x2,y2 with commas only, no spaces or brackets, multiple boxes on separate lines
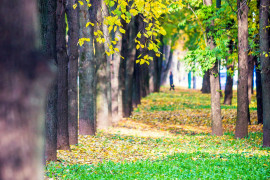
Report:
46,87,270,179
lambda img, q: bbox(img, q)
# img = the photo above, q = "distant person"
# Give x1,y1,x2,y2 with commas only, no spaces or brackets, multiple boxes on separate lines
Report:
169,71,175,91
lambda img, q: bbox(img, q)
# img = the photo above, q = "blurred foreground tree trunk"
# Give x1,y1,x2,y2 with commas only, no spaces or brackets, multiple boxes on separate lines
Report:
0,0,53,179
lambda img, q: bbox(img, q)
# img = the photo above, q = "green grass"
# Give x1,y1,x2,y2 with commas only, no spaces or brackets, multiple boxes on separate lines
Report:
45,88,269,179
46,150,270,179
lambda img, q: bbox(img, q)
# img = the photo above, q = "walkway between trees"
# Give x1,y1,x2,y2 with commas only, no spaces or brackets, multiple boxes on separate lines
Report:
46,88,268,179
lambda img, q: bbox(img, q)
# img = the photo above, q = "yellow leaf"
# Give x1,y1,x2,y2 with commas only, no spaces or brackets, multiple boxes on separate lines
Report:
105,51,111,56
119,28,126,34
140,59,145,65
136,44,140,49
78,1,83,5
73,4,77,9
108,26,113,33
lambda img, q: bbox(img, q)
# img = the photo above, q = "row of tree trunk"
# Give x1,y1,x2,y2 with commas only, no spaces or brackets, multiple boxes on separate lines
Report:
39,0,164,162
201,0,269,144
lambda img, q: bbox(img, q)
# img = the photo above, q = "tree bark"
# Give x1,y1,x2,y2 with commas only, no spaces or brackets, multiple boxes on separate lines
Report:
223,63,234,105
248,55,254,103
133,61,141,106
201,70,211,93
0,0,53,179
56,0,70,150
259,0,270,146
66,0,79,145
112,29,122,123
154,36,164,92
204,0,223,136
235,0,249,139
193,75,196,89
123,17,137,117
223,41,234,105
256,61,263,124
78,0,96,135
39,0,58,161
95,0,112,129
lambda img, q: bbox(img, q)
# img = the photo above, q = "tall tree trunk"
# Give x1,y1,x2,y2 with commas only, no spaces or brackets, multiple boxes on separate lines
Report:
193,75,196,89
204,0,223,136
112,29,122,123
39,0,58,161
56,0,70,150
95,0,112,129
223,63,234,105
248,55,254,103
78,0,96,135
201,70,211,93
0,0,53,179
123,17,137,117
133,61,141,106
149,51,155,93
224,41,234,105
154,36,164,92
259,0,270,146
66,0,79,145
256,60,263,124
235,0,249,139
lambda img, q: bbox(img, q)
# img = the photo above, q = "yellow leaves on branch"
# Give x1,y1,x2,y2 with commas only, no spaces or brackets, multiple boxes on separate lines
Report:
77,0,182,60
77,38,90,46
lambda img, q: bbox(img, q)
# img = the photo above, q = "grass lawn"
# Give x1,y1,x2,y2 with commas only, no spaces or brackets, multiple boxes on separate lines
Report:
46,87,270,179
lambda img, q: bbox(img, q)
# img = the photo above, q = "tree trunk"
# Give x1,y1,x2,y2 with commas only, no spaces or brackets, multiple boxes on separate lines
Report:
95,0,112,129
248,55,254,103
204,0,223,136
66,0,79,145
119,47,126,118
78,0,96,135
193,75,196,89
149,52,155,93
56,0,70,150
223,63,234,105
154,36,164,92
201,70,211,93
124,18,137,117
133,61,141,106
39,0,58,161
259,0,270,146
256,61,263,124
235,0,249,139
0,0,53,179
112,29,122,123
